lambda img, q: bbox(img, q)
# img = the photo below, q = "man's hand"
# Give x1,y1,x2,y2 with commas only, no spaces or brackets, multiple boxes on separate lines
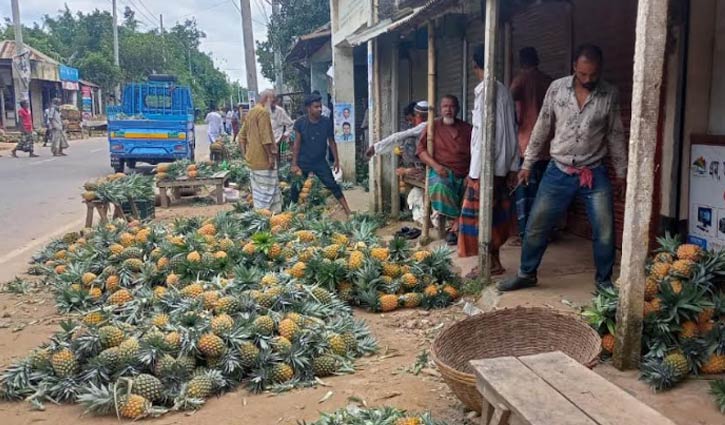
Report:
517,169,531,186
333,161,341,174
434,166,449,178
614,177,626,200
291,165,302,175
365,145,375,159
506,171,518,191
267,157,276,170
395,167,409,177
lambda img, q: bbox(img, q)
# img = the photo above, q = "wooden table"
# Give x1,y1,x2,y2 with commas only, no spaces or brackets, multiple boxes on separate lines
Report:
84,200,129,227
156,171,230,207
471,351,677,425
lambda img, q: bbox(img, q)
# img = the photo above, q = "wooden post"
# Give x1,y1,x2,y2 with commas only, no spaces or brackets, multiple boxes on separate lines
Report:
613,0,669,370
374,36,384,212
420,21,437,246
477,0,500,281
391,41,401,219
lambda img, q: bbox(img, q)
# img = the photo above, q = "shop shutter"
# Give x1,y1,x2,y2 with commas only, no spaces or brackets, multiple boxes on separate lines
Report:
436,34,465,110
465,16,485,119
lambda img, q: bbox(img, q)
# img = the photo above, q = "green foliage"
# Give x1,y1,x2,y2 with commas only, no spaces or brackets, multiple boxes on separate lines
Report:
0,8,232,111
256,0,330,91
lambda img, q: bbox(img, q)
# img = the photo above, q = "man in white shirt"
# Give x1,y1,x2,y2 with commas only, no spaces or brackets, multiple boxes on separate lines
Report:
365,101,428,160
225,107,234,134
268,92,294,146
459,44,519,277
205,105,223,143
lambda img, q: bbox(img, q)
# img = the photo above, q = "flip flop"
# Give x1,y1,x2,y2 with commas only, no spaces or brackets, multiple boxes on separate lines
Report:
405,228,421,240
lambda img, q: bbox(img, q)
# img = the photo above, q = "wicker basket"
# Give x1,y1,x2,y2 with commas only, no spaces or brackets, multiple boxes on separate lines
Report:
431,306,601,412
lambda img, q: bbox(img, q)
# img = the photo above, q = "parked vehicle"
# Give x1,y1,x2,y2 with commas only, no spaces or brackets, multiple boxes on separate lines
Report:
107,75,195,173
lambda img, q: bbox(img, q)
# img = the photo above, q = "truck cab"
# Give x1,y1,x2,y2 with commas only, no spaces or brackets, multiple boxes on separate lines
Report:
107,75,195,173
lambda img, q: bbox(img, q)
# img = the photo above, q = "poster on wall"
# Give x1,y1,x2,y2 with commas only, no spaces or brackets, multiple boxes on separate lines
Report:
688,143,725,250
81,86,92,121
334,103,354,143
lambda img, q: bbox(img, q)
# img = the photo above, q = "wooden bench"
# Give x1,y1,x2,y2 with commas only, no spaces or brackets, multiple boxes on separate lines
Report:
156,171,230,208
84,200,132,227
471,351,677,425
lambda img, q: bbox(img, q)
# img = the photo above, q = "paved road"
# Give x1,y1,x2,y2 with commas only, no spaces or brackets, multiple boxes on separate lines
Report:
0,126,211,281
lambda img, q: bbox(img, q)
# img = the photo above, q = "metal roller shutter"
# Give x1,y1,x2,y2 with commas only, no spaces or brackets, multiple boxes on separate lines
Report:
465,16,485,120
436,34,464,110
511,1,572,80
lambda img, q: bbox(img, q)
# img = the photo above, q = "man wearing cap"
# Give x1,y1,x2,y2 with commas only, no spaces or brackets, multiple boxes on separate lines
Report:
365,100,428,165
290,93,352,215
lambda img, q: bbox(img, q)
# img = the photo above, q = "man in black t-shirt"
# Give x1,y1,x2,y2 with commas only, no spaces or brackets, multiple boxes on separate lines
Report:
291,93,352,215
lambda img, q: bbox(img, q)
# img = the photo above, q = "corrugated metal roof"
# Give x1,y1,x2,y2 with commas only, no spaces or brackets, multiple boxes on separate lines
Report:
0,40,60,64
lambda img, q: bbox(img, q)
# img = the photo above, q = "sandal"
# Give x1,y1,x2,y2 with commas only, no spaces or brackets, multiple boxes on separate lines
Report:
445,232,458,246
405,228,421,240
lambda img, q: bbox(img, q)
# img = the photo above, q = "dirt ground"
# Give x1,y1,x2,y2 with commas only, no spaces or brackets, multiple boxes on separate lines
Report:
0,191,723,424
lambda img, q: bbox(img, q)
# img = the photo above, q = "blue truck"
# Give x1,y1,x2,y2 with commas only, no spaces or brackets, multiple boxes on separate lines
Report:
107,75,195,173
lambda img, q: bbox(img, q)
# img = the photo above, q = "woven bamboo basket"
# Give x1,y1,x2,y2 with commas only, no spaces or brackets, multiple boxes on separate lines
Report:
431,306,601,412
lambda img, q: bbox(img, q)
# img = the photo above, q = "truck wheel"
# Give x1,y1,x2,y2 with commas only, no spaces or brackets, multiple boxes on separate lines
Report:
127,160,137,169
113,159,125,174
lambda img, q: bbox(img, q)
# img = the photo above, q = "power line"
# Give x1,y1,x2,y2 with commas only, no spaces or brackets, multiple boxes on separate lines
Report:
134,0,157,22
172,0,231,21
124,0,158,28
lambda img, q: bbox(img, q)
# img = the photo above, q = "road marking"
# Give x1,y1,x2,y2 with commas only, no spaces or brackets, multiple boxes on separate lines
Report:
28,158,57,166
0,218,85,266
90,148,104,153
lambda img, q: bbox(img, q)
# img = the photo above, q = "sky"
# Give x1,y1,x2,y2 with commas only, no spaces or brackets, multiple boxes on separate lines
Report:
0,0,273,91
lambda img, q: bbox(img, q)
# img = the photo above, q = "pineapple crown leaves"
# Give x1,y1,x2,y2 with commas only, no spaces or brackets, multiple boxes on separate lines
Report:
710,380,725,413
0,359,36,401
658,282,713,324
640,356,684,392
655,232,683,254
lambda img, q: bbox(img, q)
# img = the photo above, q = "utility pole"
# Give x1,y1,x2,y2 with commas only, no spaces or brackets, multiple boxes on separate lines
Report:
160,14,167,68
239,0,258,100
271,0,283,93
112,0,120,102
11,0,29,113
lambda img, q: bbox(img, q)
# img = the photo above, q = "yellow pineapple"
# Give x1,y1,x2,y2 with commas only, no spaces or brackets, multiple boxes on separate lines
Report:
643,298,662,316
650,262,671,279
118,394,150,420
187,251,201,263
105,275,120,292
268,243,283,259
119,232,135,247
198,223,217,236
676,244,702,262
412,250,431,262
382,262,401,278
108,289,133,305
348,250,365,271
157,256,170,270
261,273,279,286
200,290,220,309
54,264,67,275
242,242,256,256
153,286,167,299
644,276,658,300
289,262,307,279
298,247,315,262
331,232,349,246
323,244,341,260
295,230,316,243
88,287,102,300
601,333,615,353
379,294,399,312
442,284,459,299
166,272,180,286
198,333,226,357
679,321,698,339
328,333,348,355
371,247,389,262
671,259,695,277
211,314,234,335
50,348,77,377
424,284,439,298
82,311,104,327
700,354,725,374
151,313,170,328
214,251,228,261
270,363,294,383
180,282,204,298
400,292,423,308
219,238,234,251
395,418,422,425
278,319,300,341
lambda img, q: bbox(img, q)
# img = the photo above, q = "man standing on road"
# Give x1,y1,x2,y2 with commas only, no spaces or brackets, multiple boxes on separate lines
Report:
416,95,472,246
205,104,223,144
42,102,51,147
232,103,243,140
290,93,352,215
12,100,38,158
49,98,69,157
458,45,519,276
225,107,234,135
239,90,282,213
268,92,294,157
510,47,553,244
499,44,627,292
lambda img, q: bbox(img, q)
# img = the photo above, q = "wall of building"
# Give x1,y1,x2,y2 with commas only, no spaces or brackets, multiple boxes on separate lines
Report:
679,0,717,219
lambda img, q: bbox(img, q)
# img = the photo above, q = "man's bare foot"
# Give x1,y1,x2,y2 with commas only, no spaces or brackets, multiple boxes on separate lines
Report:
11,150,17,158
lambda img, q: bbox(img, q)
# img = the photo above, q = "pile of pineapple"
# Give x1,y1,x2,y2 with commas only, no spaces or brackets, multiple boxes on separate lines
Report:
303,406,448,425
155,160,214,181
81,173,155,205
584,234,725,393
2,204,460,419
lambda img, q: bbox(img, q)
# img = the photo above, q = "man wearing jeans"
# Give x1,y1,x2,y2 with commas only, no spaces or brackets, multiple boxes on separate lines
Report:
499,44,627,291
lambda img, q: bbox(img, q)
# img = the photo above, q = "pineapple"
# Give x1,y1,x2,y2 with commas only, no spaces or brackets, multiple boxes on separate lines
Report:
109,244,124,256
198,333,226,357
379,294,399,312
50,348,77,377
677,244,702,262
219,238,234,251
99,325,125,348
198,223,217,236
313,355,337,377
289,262,307,279
348,250,365,271
442,285,459,300
164,332,182,352
423,284,439,298
186,375,213,399
157,256,170,270
187,251,202,263
702,354,725,375
328,334,347,355
680,321,699,340
108,289,133,305
295,230,315,243
331,232,349,246
28,348,51,370
401,272,418,289
400,292,423,309
261,273,279,287
671,259,695,278
88,287,102,300
664,351,690,378
105,275,120,292
242,242,256,256
82,272,97,286
119,232,135,247
123,258,144,272
270,363,294,383
214,251,228,261
341,332,358,352
239,341,260,367
271,336,292,354
211,314,234,335
284,312,304,325
132,374,163,402
312,287,333,304
601,334,615,353
278,319,300,341
83,311,105,326
151,313,170,328
268,243,283,259
643,298,662,317
153,286,167,299
650,262,671,279
118,394,151,420
323,244,341,260
97,347,121,371
412,250,431,262
382,262,401,278
299,247,316,262
253,315,275,336
150,247,163,261
371,247,389,262
54,264,67,274
215,296,239,314
200,290,220,310
654,252,674,264
337,281,354,302
180,282,204,298
166,272,181,286
395,418,422,425
644,277,658,300
118,337,140,363
134,229,150,244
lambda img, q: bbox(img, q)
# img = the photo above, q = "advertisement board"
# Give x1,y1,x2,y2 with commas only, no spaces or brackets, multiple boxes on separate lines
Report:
334,103,354,143
688,142,725,250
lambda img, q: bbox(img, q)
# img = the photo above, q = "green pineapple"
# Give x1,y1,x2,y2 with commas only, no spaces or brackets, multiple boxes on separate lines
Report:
131,374,163,402
312,355,337,377
239,342,260,367
118,338,141,364
253,315,275,336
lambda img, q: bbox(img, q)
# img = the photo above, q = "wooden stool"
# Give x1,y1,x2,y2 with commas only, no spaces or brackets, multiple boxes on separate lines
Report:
471,351,678,425
157,171,230,208
84,200,127,227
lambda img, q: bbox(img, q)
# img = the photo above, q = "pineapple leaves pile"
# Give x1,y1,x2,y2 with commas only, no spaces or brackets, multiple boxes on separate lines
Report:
298,406,448,425
3,202,460,418
155,160,214,181
583,233,725,392
82,173,155,205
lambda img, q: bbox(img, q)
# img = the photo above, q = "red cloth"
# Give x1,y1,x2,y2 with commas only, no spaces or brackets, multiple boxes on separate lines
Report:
565,166,594,189
416,118,472,178
510,68,552,156
18,107,32,133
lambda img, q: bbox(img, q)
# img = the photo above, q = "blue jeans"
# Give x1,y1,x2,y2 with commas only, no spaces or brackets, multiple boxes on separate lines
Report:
519,163,615,285
515,159,549,237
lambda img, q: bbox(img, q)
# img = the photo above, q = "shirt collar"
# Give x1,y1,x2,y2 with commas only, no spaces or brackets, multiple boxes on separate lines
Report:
568,74,609,96
475,80,485,95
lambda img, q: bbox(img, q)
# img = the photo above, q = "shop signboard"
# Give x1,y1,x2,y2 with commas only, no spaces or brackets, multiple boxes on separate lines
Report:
688,142,725,250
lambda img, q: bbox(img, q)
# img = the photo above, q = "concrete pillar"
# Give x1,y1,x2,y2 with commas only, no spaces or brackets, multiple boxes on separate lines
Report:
332,45,356,181
310,61,330,100
613,0,669,370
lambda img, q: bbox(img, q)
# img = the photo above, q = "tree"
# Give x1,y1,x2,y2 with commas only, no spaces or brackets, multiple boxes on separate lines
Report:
256,0,330,91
